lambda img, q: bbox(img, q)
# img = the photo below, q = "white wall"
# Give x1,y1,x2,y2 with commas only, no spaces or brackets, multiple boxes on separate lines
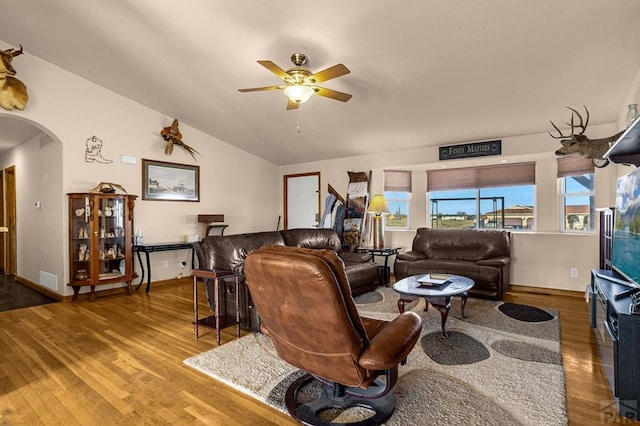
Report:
0,40,280,297
0,131,64,291
279,123,624,292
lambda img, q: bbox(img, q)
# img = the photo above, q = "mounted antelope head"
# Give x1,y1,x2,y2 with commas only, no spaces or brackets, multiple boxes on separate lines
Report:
549,106,622,168
0,45,29,111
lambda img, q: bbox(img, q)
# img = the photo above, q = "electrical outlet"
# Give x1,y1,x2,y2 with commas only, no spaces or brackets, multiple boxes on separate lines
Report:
163,260,169,269
570,268,578,278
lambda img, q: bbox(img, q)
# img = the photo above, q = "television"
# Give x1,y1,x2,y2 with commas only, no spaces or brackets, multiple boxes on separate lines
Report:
611,166,640,297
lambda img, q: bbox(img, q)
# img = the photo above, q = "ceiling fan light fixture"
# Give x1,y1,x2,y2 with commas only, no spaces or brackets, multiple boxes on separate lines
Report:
284,85,315,103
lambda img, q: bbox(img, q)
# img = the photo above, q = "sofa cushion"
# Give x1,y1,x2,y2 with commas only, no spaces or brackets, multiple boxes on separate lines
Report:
279,228,342,251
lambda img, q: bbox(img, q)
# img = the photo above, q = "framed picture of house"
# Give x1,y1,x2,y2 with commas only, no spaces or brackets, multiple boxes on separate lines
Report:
142,159,200,202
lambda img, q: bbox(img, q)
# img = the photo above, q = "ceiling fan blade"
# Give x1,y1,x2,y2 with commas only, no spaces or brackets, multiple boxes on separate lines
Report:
238,85,286,93
286,99,300,110
306,64,350,84
313,87,352,103
257,60,290,80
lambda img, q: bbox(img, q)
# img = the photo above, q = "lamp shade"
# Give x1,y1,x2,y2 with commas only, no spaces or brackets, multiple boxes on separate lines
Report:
368,194,390,214
284,85,315,103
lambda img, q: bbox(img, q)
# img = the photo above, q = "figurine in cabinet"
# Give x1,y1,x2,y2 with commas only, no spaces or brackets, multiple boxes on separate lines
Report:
106,246,116,259
78,243,87,261
75,269,88,281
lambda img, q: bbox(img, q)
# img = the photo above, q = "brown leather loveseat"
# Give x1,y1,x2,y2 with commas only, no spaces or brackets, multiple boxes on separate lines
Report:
394,228,511,300
194,228,380,330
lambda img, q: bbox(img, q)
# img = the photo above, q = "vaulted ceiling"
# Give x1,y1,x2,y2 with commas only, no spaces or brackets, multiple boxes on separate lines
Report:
1,1,640,165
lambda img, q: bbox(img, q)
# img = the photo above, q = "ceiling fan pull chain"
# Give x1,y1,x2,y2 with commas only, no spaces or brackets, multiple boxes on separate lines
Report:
296,108,302,133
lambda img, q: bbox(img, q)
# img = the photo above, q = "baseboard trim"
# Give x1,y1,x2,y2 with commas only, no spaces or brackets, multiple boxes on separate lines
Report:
15,275,64,301
64,277,189,302
390,274,585,299
16,275,189,303
508,284,584,299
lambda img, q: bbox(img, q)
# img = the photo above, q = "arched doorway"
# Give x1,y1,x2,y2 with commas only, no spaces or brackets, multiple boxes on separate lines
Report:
0,114,64,297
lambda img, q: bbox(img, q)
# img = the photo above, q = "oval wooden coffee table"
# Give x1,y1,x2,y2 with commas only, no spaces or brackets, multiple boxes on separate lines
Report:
393,274,474,338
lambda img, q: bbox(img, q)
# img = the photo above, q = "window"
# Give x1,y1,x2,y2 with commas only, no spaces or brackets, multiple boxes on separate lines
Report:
558,157,594,232
384,170,411,229
427,163,536,230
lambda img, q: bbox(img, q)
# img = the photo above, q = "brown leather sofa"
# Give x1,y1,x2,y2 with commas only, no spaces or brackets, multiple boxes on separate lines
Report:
394,228,511,300
194,228,380,330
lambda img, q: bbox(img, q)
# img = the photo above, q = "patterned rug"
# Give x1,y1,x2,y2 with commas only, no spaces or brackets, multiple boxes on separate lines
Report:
184,287,567,425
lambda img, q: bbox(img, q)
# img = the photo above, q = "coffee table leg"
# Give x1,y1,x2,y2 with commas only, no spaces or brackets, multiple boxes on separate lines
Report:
397,299,405,313
429,297,452,338
460,291,469,318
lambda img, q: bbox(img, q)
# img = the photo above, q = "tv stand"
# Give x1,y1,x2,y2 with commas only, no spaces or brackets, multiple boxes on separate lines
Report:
593,271,640,300
591,270,640,420
616,286,640,301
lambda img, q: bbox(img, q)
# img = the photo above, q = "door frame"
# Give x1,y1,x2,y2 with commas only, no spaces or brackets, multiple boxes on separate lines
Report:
5,166,16,275
283,172,320,230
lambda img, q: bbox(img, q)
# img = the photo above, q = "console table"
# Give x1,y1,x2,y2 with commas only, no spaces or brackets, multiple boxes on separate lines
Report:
133,242,195,293
356,246,401,285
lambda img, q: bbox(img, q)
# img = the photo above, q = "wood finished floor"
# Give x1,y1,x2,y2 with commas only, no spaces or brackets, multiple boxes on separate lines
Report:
0,279,637,425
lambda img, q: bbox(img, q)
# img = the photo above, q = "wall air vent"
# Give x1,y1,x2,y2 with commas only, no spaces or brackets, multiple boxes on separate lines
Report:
39,271,58,291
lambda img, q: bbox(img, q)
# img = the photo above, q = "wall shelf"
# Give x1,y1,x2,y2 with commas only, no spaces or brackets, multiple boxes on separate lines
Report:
605,115,640,166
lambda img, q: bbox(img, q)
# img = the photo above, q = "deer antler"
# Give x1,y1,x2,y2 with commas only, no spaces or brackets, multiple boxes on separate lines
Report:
549,106,589,139
11,45,23,58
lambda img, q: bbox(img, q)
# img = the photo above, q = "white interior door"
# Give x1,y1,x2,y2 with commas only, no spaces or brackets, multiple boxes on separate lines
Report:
285,173,320,229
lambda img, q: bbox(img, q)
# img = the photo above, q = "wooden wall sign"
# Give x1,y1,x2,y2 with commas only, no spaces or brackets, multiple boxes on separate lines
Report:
439,140,501,161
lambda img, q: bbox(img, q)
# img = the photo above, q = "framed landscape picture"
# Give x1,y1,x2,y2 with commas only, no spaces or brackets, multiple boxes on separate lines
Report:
142,159,200,202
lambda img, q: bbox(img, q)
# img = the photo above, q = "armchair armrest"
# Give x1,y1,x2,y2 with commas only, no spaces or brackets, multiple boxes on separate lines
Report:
358,312,422,370
396,251,426,262
476,256,511,267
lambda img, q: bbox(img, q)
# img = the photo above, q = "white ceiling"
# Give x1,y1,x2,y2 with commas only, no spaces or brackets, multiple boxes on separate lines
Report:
1,1,639,165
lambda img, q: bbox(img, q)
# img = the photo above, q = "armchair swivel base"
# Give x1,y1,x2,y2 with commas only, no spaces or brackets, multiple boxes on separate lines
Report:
286,371,397,426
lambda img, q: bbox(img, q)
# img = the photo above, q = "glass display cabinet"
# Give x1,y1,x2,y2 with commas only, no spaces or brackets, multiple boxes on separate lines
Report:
67,192,137,301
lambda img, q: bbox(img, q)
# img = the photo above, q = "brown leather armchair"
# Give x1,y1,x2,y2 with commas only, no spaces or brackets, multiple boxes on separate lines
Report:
244,245,421,426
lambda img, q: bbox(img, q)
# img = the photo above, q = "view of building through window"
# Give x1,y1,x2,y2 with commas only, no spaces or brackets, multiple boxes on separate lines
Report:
428,186,536,230
561,174,594,232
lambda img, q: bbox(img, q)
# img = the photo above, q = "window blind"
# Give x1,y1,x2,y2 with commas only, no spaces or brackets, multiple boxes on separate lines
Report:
384,170,412,192
426,162,536,191
556,156,594,178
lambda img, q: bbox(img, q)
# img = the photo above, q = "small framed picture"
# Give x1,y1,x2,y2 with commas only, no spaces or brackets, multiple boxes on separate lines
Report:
142,159,200,202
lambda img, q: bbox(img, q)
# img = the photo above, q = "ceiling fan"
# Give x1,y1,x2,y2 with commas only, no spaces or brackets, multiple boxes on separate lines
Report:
238,53,352,110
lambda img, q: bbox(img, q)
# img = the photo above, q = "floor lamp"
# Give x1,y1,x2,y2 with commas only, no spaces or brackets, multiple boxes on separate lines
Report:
368,194,390,249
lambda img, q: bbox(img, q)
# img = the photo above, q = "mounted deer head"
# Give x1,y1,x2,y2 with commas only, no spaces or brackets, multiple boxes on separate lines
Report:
0,45,29,111
549,106,623,168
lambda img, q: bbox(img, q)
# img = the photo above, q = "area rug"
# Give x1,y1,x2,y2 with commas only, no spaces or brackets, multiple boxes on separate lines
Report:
184,287,567,425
